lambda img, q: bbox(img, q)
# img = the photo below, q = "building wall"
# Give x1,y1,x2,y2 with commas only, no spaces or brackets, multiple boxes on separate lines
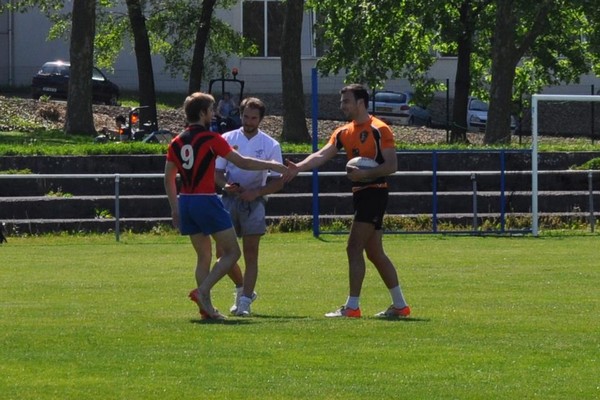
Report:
1,4,599,97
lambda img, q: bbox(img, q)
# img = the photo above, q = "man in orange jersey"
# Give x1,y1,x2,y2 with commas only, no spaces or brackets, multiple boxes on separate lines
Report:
285,84,411,319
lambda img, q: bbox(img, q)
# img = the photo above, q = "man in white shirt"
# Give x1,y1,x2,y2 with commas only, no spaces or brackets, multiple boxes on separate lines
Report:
214,97,284,316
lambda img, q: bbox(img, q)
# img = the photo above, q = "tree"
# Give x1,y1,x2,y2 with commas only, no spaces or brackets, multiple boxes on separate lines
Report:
280,0,310,143
436,1,494,143
486,0,600,143
125,0,158,131
307,0,438,91
485,1,552,143
148,0,255,92
65,0,96,135
1,0,96,134
187,0,216,94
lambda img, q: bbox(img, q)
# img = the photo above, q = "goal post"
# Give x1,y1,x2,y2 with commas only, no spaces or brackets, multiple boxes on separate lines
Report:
531,94,600,236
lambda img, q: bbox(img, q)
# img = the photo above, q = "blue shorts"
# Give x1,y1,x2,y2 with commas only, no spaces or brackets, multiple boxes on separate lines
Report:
178,194,233,236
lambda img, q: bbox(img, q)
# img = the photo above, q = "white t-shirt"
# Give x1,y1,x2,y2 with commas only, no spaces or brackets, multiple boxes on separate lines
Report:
215,128,283,189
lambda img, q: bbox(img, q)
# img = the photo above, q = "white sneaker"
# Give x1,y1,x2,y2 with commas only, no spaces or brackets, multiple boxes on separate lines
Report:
235,294,256,317
230,290,257,314
229,287,244,314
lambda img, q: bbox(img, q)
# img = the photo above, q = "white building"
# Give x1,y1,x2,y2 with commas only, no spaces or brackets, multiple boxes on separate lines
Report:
1,1,598,96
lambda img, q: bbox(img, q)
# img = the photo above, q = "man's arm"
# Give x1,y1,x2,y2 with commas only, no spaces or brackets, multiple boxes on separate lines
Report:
224,150,289,176
237,176,284,202
285,143,338,182
163,161,180,229
215,168,228,190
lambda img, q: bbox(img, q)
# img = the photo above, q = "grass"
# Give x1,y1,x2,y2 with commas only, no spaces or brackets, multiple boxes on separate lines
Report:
1,233,598,399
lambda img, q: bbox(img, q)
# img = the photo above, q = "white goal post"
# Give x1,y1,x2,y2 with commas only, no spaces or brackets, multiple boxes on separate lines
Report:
531,94,600,236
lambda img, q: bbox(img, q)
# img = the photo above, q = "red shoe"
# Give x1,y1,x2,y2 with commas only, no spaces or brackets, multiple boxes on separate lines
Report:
324,306,362,318
188,289,225,320
375,305,411,318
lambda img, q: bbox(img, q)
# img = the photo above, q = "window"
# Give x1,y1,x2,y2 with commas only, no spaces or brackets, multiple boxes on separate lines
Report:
92,68,106,82
242,0,318,58
243,1,284,57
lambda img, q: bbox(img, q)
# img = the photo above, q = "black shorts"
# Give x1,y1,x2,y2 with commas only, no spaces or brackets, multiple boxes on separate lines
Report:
353,187,388,230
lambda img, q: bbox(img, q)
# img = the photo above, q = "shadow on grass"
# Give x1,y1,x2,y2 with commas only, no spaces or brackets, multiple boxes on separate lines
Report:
190,315,429,324
190,318,253,325
189,314,310,325
371,316,430,322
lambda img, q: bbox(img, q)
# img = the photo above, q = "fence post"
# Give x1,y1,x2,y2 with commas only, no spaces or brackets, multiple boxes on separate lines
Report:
471,173,478,231
499,150,506,233
588,171,595,233
592,84,595,145
432,151,438,233
311,67,320,238
115,174,120,242
445,79,450,142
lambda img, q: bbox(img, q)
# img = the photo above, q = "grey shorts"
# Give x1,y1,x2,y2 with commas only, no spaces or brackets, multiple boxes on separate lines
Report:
221,194,267,237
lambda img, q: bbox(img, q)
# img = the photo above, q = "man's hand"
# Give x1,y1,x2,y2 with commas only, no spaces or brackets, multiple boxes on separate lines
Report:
284,159,300,182
223,182,241,195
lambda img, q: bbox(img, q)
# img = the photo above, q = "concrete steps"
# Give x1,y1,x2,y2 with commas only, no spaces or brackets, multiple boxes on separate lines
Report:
1,152,600,234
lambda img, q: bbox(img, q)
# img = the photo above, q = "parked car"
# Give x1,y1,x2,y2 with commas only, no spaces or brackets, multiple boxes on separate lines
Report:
31,60,120,105
467,97,516,133
368,90,432,126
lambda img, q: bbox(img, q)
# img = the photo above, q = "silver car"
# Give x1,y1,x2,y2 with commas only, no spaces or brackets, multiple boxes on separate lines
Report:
368,91,432,126
467,97,516,133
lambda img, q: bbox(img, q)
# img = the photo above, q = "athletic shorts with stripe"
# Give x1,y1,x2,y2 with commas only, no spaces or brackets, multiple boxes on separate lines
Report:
353,187,388,230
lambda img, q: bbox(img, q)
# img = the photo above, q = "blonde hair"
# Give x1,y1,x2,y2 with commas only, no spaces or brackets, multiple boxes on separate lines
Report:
184,92,215,123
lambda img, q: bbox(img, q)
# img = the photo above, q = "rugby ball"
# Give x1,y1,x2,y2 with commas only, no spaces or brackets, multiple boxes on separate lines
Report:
346,156,379,170
346,157,379,182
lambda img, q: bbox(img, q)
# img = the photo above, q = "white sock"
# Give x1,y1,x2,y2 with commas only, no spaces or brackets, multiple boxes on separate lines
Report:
345,296,360,310
390,285,408,309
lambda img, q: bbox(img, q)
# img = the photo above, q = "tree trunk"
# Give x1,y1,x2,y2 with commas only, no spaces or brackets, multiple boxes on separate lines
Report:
485,0,551,144
485,0,517,144
188,0,217,94
449,2,474,143
126,0,158,131
65,0,96,135
280,0,310,143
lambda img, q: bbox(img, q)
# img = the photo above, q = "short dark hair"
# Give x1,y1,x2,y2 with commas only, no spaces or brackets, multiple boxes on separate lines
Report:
240,97,266,120
340,84,369,106
183,92,215,123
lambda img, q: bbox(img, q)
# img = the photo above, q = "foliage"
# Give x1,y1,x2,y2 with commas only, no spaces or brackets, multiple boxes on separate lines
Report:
0,130,167,155
307,0,600,143
145,0,256,81
573,157,600,170
512,6,597,110
307,0,441,94
45,188,73,198
267,214,313,233
4,0,253,81
0,168,32,174
94,208,113,219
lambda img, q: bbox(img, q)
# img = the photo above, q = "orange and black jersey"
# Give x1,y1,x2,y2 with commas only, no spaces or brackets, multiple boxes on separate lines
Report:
328,116,395,189
166,124,232,194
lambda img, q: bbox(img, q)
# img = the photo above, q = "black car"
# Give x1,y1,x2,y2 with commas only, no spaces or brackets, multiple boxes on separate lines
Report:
31,61,120,105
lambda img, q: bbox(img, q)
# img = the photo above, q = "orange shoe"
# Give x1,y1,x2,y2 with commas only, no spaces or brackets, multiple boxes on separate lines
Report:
325,306,362,318
375,305,411,318
188,289,226,320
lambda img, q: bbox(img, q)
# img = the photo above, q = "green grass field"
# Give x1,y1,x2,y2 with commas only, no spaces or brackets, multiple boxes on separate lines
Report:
1,233,598,399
